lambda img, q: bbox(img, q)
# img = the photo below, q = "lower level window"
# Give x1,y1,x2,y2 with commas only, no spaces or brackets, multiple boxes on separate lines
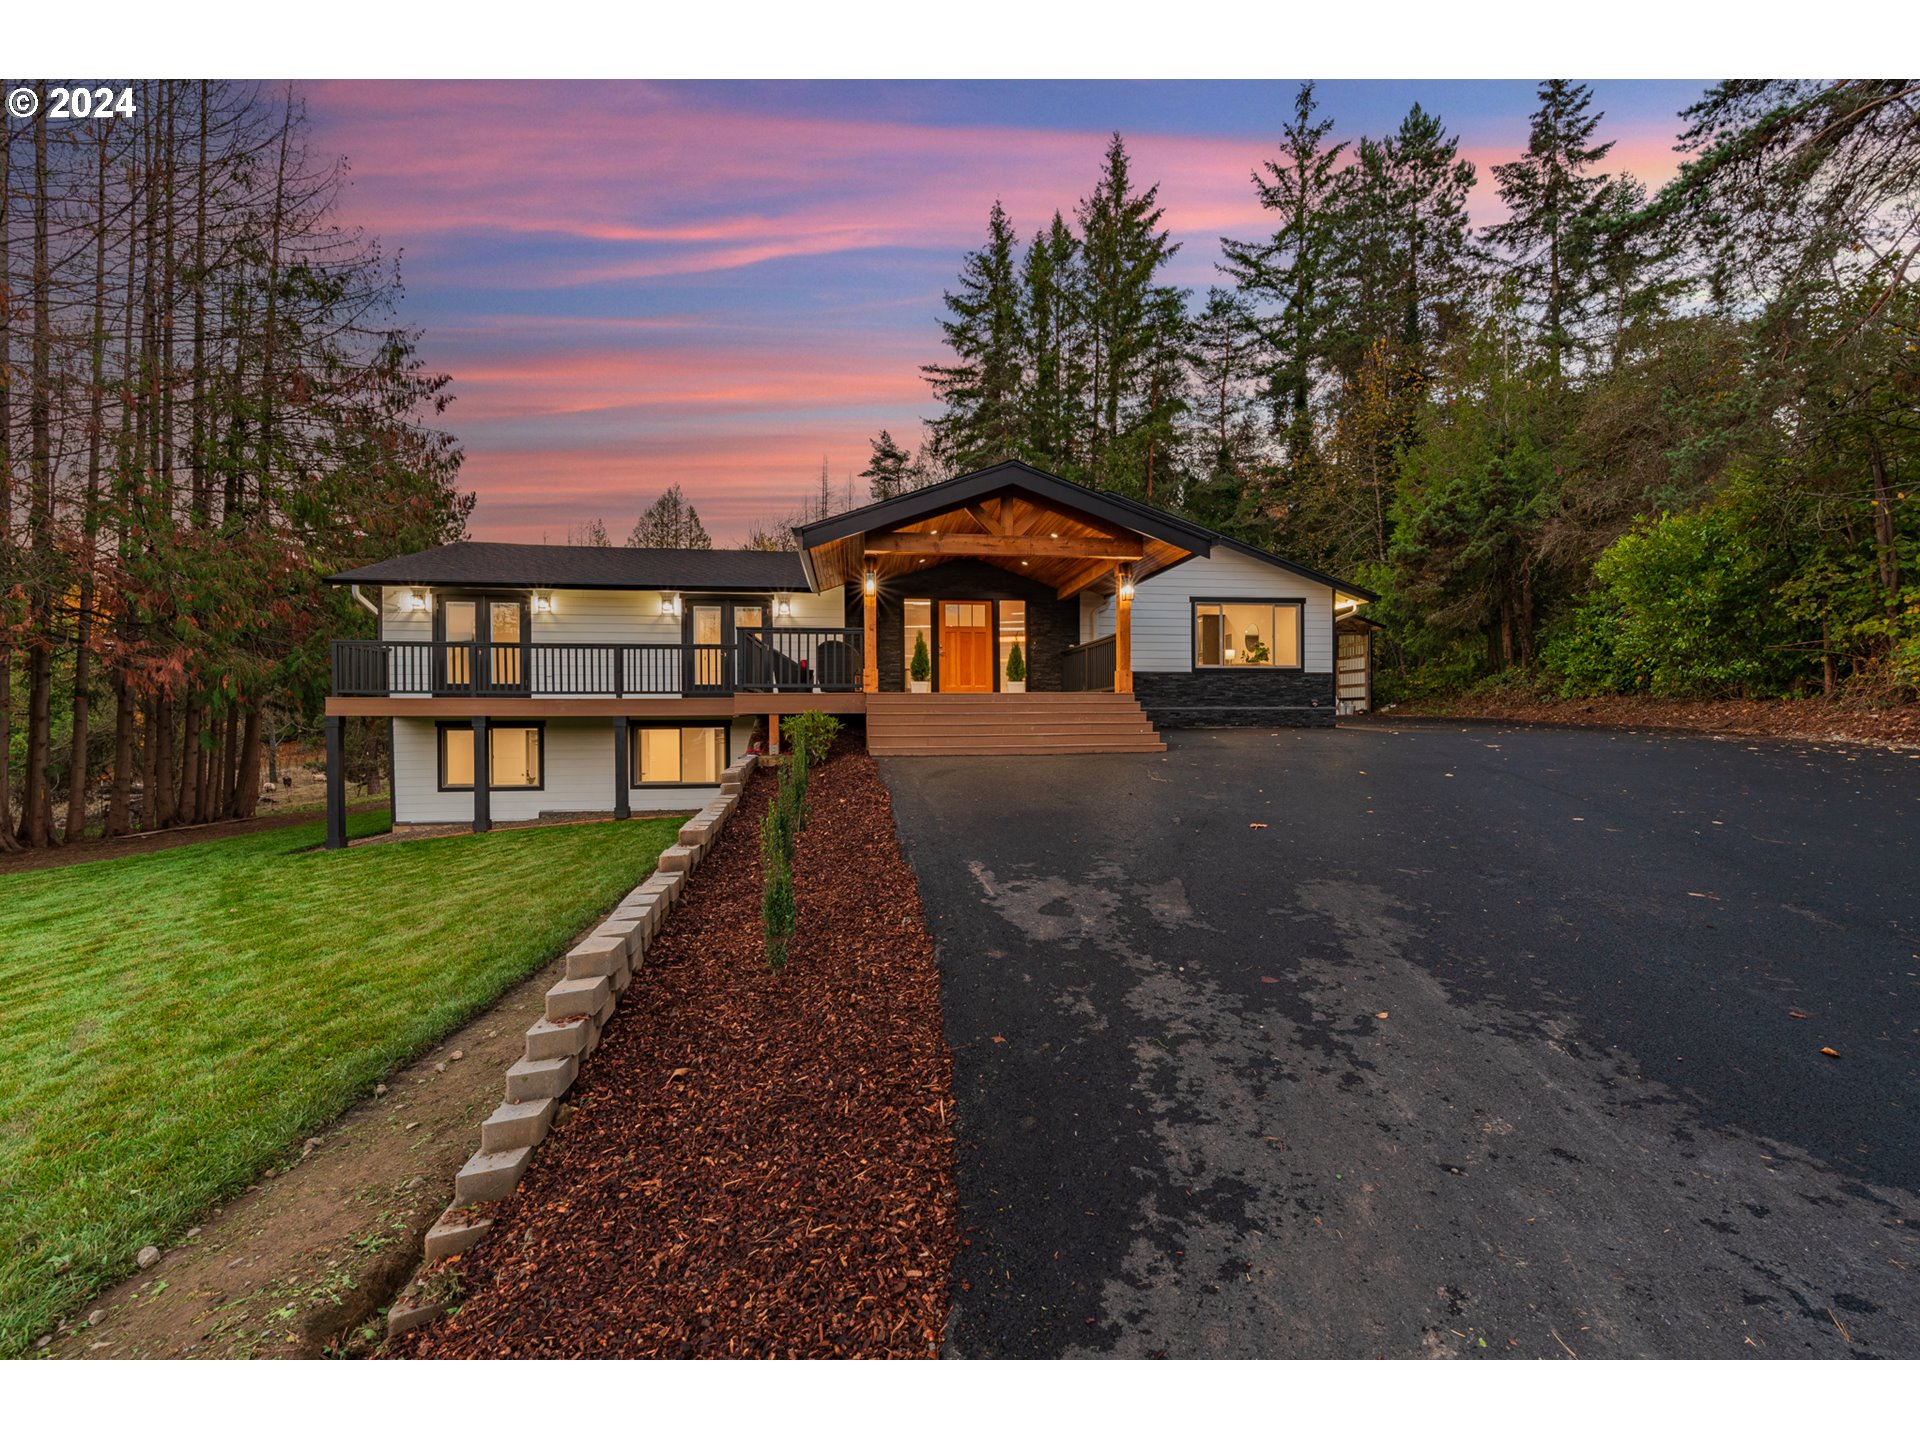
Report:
1194,600,1303,668
634,724,726,786
439,723,544,790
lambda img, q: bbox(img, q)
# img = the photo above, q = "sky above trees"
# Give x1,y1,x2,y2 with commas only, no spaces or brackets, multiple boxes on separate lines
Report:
296,79,1706,542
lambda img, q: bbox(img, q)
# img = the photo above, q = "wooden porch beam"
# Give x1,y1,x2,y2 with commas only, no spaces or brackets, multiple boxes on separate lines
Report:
962,501,1007,534
866,532,1143,560
1054,557,1117,600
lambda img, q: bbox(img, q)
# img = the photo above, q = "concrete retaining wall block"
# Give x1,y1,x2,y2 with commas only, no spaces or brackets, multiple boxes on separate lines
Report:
481,1097,557,1154
454,1145,532,1203
506,1053,578,1102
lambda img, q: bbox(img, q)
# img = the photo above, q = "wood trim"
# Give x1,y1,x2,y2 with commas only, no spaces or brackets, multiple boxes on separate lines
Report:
865,532,1143,560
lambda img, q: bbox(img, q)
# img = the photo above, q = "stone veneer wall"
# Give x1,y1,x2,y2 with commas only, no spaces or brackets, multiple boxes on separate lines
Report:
1133,669,1336,728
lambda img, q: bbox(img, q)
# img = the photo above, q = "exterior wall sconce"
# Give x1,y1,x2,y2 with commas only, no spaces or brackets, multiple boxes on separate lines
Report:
530,592,555,615
661,594,682,617
862,571,877,597
1118,572,1135,600
404,589,430,612
775,595,792,618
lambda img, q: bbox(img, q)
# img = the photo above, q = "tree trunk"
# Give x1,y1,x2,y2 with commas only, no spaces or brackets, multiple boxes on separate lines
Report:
233,705,263,818
0,107,17,852
152,695,176,828
22,84,56,847
177,697,203,825
105,672,134,838
66,123,115,843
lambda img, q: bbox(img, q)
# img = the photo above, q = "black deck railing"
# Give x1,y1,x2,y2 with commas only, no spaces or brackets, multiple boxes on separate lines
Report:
1061,634,1117,692
330,632,866,699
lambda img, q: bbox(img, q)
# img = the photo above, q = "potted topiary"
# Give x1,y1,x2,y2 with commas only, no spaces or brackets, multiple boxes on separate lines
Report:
1004,642,1026,693
909,633,932,693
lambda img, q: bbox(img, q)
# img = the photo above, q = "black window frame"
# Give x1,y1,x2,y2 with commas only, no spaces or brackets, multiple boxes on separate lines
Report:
436,720,547,792
1190,597,1307,672
629,719,732,789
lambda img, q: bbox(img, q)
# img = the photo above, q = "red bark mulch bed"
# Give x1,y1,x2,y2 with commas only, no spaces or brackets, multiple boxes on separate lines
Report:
390,741,958,1358
1383,693,1920,750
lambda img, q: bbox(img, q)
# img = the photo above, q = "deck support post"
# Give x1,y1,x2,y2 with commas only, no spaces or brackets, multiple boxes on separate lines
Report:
1114,568,1134,695
767,712,780,757
323,716,347,850
472,716,492,834
612,717,630,819
862,575,879,694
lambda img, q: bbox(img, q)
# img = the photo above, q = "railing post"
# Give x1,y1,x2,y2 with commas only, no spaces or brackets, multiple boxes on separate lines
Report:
614,645,625,699
613,716,630,820
472,716,491,834
323,715,347,850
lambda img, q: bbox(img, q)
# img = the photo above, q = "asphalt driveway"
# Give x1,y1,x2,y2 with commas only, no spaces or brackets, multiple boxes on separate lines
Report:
880,721,1920,1358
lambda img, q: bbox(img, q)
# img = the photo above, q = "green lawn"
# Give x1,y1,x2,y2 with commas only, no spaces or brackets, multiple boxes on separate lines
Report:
0,810,680,1356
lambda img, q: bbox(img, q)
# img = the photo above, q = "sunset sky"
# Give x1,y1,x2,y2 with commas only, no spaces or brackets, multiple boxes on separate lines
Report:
299,79,1708,544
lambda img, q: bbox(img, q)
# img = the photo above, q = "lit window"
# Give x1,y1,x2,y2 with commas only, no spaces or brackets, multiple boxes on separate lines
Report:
634,726,727,786
903,599,931,678
439,724,543,790
1194,602,1302,668
997,600,1027,682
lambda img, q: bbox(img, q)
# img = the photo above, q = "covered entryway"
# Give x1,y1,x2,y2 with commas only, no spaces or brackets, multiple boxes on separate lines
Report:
795,460,1215,716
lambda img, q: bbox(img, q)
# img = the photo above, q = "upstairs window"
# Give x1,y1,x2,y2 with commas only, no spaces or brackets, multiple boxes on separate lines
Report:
1194,601,1303,669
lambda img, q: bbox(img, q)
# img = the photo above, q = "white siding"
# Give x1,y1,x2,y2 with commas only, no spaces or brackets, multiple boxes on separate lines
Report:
1122,550,1336,674
392,715,753,825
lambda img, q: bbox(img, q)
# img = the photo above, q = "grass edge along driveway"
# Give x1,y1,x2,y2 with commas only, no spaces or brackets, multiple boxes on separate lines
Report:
0,810,680,1357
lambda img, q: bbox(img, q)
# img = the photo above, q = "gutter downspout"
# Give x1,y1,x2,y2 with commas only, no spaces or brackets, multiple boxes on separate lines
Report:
350,584,379,616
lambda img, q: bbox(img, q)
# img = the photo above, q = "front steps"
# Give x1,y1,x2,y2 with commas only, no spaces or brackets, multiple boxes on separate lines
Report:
865,691,1165,756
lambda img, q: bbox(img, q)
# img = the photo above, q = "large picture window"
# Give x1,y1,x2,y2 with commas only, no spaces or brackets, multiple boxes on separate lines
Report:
438,722,544,790
632,724,727,786
1193,600,1304,669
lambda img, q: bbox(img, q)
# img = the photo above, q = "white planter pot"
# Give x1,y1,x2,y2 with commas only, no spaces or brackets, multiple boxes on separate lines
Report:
1004,680,1026,693
909,679,931,693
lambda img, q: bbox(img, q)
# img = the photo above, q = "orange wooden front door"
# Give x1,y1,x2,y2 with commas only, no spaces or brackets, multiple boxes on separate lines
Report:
939,601,993,692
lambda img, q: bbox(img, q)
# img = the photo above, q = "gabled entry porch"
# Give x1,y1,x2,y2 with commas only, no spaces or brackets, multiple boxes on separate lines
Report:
794,460,1214,706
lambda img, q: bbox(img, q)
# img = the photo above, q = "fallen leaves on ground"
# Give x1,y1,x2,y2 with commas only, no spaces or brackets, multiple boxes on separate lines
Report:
1390,694,1920,750
391,744,958,1359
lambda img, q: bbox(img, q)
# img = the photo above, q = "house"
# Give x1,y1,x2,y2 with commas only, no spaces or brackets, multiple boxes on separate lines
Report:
321,461,1376,848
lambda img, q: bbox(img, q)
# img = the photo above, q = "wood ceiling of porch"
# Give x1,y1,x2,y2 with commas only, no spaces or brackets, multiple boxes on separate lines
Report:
806,488,1193,599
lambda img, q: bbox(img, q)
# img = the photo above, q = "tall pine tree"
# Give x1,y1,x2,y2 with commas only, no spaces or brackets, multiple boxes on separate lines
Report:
922,199,1024,471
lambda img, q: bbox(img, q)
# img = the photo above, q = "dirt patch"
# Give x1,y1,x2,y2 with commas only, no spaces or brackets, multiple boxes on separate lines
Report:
0,799,389,877
41,953,569,1359
1381,693,1920,750
392,744,958,1359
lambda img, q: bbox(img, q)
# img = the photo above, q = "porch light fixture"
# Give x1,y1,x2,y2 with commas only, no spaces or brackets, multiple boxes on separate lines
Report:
775,594,792,618
862,571,877,596
531,592,555,614
661,594,682,618
1118,572,1135,600
403,589,430,613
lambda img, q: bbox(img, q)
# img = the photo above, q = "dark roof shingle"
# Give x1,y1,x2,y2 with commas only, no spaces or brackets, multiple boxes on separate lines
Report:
327,543,807,592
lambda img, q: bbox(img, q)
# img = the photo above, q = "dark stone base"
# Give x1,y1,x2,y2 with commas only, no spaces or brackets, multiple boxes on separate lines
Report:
1134,670,1336,729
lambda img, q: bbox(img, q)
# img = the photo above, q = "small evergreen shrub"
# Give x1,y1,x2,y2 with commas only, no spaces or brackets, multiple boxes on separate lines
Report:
910,633,931,684
760,744,812,974
782,710,841,767
1005,642,1025,683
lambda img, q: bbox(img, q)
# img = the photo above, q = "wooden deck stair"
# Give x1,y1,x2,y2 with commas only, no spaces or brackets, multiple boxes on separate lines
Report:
865,691,1165,756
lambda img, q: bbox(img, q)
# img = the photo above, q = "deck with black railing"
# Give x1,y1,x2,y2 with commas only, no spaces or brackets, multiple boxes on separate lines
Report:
330,627,865,699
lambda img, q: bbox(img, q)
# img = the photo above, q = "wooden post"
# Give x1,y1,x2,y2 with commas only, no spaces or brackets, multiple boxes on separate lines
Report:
767,713,780,756
472,716,491,834
612,717,630,819
323,716,347,850
1114,569,1134,694
862,575,879,694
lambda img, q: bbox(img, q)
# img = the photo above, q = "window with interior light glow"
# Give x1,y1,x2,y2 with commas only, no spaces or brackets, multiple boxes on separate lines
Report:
632,724,727,786
1192,600,1304,669
438,722,544,790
